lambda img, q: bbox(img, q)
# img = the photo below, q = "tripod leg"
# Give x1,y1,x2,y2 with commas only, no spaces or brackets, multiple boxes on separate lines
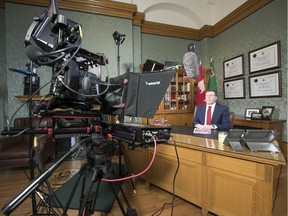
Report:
35,190,58,216
109,169,138,216
79,167,102,216
121,143,136,193
33,144,66,214
62,168,85,216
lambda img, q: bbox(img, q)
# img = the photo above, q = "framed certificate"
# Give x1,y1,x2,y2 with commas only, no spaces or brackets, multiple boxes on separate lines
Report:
223,78,245,99
248,41,280,73
223,55,244,79
249,71,281,98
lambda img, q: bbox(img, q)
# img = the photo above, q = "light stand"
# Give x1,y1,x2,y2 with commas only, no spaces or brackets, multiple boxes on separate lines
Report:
27,61,38,215
111,31,136,193
113,31,126,76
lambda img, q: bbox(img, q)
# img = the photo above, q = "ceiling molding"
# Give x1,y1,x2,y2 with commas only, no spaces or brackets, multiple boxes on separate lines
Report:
212,0,273,37
133,12,145,26
141,21,199,40
141,0,273,40
4,0,273,40
5,0,137,19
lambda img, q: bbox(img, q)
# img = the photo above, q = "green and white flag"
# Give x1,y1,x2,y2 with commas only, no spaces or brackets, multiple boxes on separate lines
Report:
208,58,217,91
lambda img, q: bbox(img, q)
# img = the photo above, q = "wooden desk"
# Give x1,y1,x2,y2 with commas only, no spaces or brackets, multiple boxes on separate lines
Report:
233,117,286,154
123,132,286,216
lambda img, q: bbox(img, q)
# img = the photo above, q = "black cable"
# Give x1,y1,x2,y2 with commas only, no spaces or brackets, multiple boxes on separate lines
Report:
7,41,83,130
272,165,283,213
151,134,180,216
170,135,180,216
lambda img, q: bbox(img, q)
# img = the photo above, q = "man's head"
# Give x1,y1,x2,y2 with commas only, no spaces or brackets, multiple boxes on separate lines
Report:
205,90,218,105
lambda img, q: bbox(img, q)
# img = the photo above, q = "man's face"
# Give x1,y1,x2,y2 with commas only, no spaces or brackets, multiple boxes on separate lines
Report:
205,91,217,105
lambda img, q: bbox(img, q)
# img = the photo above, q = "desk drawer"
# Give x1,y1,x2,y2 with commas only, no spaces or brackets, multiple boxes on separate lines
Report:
205,153,271,181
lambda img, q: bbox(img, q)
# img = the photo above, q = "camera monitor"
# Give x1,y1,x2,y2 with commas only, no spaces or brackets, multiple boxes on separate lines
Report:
243,129,270,141
47,0,59,21
25,0,79,55
125,69,175,118
143,59,164,72
101,69,175,119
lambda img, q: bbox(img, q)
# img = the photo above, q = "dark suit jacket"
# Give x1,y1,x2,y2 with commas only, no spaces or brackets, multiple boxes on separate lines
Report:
192,103,231,131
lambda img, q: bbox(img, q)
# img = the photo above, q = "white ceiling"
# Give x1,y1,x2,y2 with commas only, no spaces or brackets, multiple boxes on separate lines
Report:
116,0,248,29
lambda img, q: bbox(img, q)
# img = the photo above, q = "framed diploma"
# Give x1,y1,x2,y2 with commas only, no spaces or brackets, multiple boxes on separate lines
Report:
223,55,244,79
223,78,245,99
249,71,281,98
248,41,280,73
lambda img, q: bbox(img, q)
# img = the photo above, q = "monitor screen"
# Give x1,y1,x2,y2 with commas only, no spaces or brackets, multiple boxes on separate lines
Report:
243,129,270,140
48,0,59,21
143,59,164,72
125,69,175,118
227,129,245,139
101,69,175,119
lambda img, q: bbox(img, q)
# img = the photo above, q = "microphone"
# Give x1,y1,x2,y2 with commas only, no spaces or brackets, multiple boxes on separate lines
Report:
183,51,199,79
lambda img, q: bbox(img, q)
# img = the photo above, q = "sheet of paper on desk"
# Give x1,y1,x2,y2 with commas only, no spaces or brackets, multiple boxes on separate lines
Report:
193,128,211,134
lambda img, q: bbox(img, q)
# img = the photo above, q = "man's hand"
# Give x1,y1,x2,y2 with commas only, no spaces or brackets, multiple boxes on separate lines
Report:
196,124,214,131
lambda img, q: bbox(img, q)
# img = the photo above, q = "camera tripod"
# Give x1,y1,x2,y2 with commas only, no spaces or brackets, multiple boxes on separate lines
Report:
2,130,138,216
61,158,137,216
51,131,138,216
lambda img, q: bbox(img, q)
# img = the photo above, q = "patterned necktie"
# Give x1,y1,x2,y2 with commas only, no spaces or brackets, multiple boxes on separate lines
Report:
206,106,212,125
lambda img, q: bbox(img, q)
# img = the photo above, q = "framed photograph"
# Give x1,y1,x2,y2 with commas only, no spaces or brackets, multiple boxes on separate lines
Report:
248,41,280,73
245,108,261,118
249,71,281,98
261,106,274,120
223,78,245,99
223,55,244,79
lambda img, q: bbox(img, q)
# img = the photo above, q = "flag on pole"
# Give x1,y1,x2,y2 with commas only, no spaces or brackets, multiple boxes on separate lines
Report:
208,58,217,91
195,61,206,107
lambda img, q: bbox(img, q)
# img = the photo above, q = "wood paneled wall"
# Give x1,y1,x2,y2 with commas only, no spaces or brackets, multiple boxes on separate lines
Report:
4,0,272,40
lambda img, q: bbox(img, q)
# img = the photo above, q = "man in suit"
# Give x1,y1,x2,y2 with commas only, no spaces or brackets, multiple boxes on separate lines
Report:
193,90,231,131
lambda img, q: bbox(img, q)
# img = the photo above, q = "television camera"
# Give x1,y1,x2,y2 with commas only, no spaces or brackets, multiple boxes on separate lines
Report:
2,0,174,215
24,0,108,113
23,0,174,119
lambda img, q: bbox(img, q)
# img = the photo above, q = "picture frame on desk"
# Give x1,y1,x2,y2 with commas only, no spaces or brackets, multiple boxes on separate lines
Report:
251,113,262,120
245,108,261,118
261,106,274,120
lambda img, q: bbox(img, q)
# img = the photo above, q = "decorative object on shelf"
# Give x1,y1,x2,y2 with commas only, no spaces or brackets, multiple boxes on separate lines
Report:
261,106,274,120
249,71,281,98
245,108,261,118
223,54,244,79
248,41,280,73
223,78,245,99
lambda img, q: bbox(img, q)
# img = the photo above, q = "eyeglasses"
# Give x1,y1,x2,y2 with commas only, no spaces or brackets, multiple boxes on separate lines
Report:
205,94,215,97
